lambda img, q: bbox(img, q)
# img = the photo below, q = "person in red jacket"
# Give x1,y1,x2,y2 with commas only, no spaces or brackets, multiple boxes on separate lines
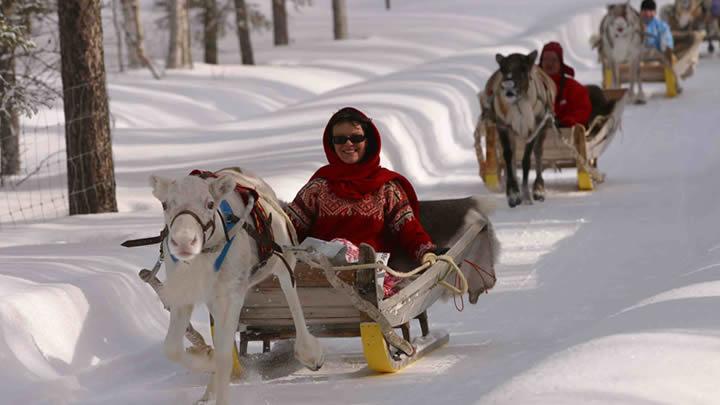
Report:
286,107,439,292
539,41,592,128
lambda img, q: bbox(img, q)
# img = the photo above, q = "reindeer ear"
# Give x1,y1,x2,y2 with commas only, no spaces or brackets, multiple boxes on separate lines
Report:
495,53,505,65
149,175,172,202
527,50,538,66
209,176,236,200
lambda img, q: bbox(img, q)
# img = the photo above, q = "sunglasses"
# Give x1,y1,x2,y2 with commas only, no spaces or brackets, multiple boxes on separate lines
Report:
331,134,367,144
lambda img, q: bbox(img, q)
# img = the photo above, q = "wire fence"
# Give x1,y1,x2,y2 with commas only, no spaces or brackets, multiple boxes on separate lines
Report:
0,107,67,226
0,1,121,228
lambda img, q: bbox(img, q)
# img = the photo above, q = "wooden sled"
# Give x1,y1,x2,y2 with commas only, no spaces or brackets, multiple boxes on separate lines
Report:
237,198,497,373
479,89,628,192
602,30,706,97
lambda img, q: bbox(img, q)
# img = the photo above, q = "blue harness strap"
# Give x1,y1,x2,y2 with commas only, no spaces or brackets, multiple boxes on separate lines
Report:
220,200,237,232
214,235,236,272
166,237,179,263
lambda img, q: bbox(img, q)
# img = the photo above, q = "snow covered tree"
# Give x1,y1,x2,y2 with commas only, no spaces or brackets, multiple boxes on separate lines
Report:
272,0,288,45
272,0,312,46
0,3,24,176
231,0,273,64
332,0,347,40
0,0,49,176
119,0,147,69
233,0,254,64
202,0,219,63
118,0,160,78
166,0,193,68
57,0,118,214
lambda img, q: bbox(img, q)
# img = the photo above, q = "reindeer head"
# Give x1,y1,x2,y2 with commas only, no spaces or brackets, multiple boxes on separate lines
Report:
606,4,635,39
494,50,538,104
675,0,698,28
150,174,238,261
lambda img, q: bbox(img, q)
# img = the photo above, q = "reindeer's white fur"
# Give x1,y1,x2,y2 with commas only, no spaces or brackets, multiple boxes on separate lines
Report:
662,0,704,30
150,169,323,405
594,4,646,103
502,97,536,139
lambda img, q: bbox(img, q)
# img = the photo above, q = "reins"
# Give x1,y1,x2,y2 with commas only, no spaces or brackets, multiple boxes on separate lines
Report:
122,181,294,285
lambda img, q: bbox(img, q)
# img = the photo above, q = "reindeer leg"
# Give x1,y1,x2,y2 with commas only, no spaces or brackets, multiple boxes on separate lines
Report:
164,304,215,374
274,252,324,371
708,18,716,53
499,128,521,207
634,57,647,104
612,61,621,90
533,129,547,201
197,375,217,405
521,140,534,204
207,289,246,405
623,59,637,102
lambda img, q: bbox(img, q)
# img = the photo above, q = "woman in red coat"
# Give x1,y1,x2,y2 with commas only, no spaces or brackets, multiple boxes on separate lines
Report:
539,41,592,128
286,107,438,275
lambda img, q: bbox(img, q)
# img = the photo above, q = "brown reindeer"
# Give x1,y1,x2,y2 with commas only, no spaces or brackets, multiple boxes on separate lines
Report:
480,51,557,208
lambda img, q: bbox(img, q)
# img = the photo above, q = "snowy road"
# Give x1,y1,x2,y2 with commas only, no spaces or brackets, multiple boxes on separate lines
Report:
1,0,719,403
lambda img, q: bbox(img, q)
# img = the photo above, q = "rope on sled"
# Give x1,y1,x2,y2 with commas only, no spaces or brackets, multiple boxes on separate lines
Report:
319,254,468,354
327,254,469,296
321,268,415,356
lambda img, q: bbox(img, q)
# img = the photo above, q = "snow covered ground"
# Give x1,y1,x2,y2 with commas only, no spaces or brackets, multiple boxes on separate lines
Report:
2,0,720,403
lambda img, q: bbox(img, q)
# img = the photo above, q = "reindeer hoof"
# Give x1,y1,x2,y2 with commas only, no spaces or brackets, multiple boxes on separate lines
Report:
522,188,533,205
533,192,545,202
185,345,215,372
295,335,325,371
507,192,522,208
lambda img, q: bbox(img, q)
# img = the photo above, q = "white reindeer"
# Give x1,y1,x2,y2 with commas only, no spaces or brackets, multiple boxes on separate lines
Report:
592,3,647,104
661,0,704,30
150,168,324,405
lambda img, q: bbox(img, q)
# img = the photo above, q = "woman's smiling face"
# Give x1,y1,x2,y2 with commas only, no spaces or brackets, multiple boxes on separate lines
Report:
331,121,367,164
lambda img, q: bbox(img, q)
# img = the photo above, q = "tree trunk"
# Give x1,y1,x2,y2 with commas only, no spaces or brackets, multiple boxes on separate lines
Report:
332,0,348,40
272,0,288,46
57,0,118,215
233,0,254,65
203,0,218,64
166,0,192,69
120,0,146,69
0,0,20,176
386,0,390,10
110,0,125,72
182,2,193,68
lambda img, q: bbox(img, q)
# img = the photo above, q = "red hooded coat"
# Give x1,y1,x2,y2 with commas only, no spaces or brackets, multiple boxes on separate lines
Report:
286,107,435,262
540,42,592,128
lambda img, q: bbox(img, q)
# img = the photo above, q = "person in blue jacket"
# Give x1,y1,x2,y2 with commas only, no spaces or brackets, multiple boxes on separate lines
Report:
640,0,674,52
